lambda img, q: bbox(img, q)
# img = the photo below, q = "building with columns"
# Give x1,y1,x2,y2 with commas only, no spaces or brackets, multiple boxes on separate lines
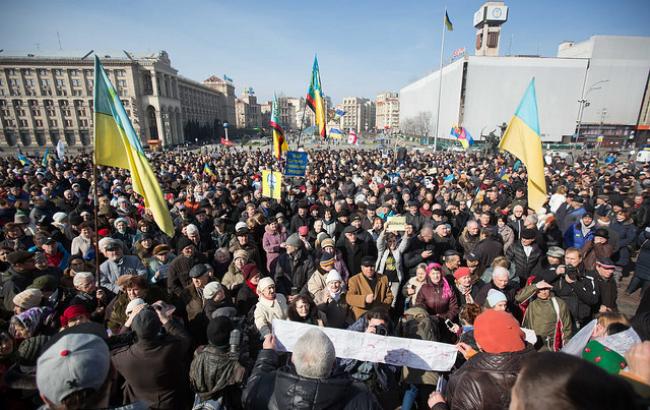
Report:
375,91,400,130
235,88,261,129
0,50,230,151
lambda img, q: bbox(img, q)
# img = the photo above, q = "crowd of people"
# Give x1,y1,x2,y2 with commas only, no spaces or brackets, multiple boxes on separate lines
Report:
0,145,649,410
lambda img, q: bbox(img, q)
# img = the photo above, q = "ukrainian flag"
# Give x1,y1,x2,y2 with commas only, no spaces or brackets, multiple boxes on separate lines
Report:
42,147,50,167
17,153,31,166
499,78,547,211
203,163,215,177
93,56,174,237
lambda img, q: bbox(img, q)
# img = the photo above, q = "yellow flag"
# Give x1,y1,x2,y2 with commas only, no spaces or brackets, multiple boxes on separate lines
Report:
262,170,282,200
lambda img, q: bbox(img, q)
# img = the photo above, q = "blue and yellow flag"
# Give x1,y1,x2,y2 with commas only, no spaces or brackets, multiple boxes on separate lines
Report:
262,170,282,200
17,153,31,166
93,56,174,237
203,163,215,177
444,11,453,31
270,94,288,159
42,147,50,167
499,78,547,211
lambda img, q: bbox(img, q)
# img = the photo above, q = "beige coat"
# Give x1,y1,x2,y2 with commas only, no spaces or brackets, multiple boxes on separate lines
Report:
346,273,394,319
253,293,288,336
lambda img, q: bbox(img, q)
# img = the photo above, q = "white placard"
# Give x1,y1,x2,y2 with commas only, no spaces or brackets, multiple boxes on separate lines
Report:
561,320,597,356
272,319,458,372
596,328,641,356
521,328,537,345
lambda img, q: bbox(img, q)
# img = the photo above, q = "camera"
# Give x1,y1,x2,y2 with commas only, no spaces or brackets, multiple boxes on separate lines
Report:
565,265,578,281
375,324,388,336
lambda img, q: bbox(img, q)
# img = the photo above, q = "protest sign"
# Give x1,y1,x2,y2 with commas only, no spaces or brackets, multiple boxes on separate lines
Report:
385,216,406,232
285,151,308,177
272,319,457,372
262,170,282,200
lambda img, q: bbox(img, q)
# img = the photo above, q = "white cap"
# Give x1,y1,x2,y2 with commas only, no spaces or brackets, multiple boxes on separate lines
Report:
235,221,248,232
203,281,223,299
326,269,343,284
257,277,275,293
486,289,507,307
125,298,146,316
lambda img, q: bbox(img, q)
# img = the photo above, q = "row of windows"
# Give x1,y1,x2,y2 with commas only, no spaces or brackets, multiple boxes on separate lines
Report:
4,68,126,77
2,118,86,128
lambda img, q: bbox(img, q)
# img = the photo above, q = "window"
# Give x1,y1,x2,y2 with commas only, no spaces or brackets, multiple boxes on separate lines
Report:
23,69,32,76
17,109,26,116
39,69,48,76
70,69,79,76
121,99,129,106
7,69,16,75
116,70,126,77
487,32,499,48
44,99,53,107
6,119,15,127
49,119,58,127
71,79,80,87
54,69,63,76
63,109,71,117
41,79,50,88
118,80,127,88
35,119,43,127
47,109,56,116
56,79,65,88
1,109,10,116
9,79,19,87
72,89,83,96
77,109,86,116
59,100,69,107
80,119,88,127
0,100,5,107
56,89,67,96
64,119,73,127
19,119,28,127
31,109,41,116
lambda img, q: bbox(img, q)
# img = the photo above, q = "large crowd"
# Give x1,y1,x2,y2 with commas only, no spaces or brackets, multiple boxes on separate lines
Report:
0,145,649,410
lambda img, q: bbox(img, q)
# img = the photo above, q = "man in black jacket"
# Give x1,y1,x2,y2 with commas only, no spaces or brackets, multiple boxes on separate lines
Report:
553,248,600,328
243,328,379,410
506,228,543,285
592,257,618,312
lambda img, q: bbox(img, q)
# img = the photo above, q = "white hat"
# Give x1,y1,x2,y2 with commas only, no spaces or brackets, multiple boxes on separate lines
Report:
203,281,223,300
326,269,343,284
235,221,248,232
125,298,146,316
185,224,199,234
52,212,68,223
257,277,275,293
486,289,507,307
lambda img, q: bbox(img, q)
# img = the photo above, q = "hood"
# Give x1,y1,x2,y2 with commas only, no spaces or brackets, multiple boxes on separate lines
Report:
271,370,354,409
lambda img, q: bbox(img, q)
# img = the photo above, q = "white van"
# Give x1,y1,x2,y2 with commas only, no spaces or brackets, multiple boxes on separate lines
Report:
636,148,650,164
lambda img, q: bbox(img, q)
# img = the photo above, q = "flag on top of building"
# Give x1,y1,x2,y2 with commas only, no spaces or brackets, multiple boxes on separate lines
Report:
270,93,288,159
306,56,327,139
93,56,174,237
445,10,453,31
450,126,475,150
498,78,547,212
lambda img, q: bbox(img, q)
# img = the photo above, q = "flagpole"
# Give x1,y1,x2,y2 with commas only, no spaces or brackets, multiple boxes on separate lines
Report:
297,100,307,149
433,6,447,152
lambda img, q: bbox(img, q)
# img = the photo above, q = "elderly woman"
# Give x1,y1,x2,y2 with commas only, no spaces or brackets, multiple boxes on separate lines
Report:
376,228,410,309
236,263,261,316
223,249,248,293
415,263,459,325
288,295,326,326
262,217,287,273
315,270,353,328
107,274,168,333
253,277,288,337
452,267,483,307
403,262,428,308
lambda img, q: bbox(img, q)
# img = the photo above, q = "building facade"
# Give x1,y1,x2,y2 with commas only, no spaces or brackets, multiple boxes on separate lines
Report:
0,51,232,150
203,75,236,125
375,91,400,130
235,88,261,129
339,97,376,132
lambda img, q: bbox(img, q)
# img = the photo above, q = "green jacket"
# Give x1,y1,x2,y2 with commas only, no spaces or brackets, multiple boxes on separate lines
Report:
517,284,572,350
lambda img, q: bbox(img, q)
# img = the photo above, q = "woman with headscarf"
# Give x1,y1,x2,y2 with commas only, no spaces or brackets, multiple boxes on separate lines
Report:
253,277,288,338
315,269,354,328
235,263,260,316
415,263,459,338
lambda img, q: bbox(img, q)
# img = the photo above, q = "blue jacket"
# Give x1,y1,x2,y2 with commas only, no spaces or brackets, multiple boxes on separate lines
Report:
563,222,594,249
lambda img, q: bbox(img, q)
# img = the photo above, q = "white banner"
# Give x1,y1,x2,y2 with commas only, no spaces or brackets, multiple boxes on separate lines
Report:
272,319,458,372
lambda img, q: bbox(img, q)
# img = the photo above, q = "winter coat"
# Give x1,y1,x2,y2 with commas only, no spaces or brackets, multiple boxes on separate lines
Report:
595,272,618,311
106,286,169,332
506,241,543,281
458,229,480,255
346,273,394,319
475,282,520,320
235,283,258,316
99,255,148,294
166,253,206,298
498,224,515,254
262,226,287,272
315,291,355,328
474,236,504,273
610,219,636,267
189,345,246,404
563,221,594,249
180,283,209,344
274,248,315,296
242,349,380,410
445,345,535,410
337,238,373,279
516,285,572,350
222,262,244,292
634,230,650,281
111,320,192,410
581,241,613,272
403,236,437,275
553,274,600,326
415,278,459,321
253,294,288,337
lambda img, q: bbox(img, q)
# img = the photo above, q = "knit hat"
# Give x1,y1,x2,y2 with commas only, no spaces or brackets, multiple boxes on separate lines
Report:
177,236,195,253
125,297,146,316
326,269,343,284
13,288,43,310
233,249,248,261
582,340,627,375
203,281,223,300
474,310,526,354
286,233,303,248
521,228,537,240
17,334,50,366
298,226,309,236
37,333,110,406
242,263,260,281
60,304,89,327
28,275,58,292
594,227,609,239
257,277,275,293
52,212,68,224
486,289,507,307
113,217,128,228
131,307,161,340
453,267,471,280
207,317,233,348
321,238,335,249
320,252,336,272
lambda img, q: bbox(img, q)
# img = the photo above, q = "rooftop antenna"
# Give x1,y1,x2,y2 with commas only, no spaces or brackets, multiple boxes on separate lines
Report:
57,31,63,50
80,50,94,60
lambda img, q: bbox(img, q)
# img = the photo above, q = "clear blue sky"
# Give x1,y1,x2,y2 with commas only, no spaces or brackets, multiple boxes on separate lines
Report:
1,0,649,104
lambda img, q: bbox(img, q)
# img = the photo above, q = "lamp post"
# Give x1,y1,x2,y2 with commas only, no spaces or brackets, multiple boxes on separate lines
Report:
575,79,609,144
223,122,229,141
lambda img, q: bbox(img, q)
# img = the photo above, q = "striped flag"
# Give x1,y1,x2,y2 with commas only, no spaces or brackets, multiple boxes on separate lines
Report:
42,147,51,167
306,56,327,139
270,93,288,159
450,126,474,150
17,153,31,166
203,163,215,176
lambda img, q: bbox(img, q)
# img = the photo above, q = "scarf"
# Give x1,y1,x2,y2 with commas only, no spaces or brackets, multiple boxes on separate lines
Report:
580,220,595,237
456,283,474,304
329,288,342,302
245,279,257,293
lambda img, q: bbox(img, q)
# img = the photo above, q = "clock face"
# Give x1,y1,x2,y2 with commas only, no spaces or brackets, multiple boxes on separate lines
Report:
492,8,502,18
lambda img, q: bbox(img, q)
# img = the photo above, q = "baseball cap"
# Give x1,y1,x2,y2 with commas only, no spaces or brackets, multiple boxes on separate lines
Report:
36,333,110,406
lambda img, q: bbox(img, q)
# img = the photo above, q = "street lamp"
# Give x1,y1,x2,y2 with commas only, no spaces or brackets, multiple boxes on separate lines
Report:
223,122,229,141
575,79,609,143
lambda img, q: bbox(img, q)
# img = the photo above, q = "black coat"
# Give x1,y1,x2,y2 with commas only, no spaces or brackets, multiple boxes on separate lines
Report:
242,349,380,410
506,241,543,281
274,248,315,296
474,236,504,273
553,274,600,326
403,237,437,276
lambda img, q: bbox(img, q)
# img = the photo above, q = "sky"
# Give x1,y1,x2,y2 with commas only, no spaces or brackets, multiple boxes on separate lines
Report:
1,0,649,104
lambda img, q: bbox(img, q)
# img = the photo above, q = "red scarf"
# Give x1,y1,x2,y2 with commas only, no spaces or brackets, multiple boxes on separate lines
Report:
245,279,257,293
